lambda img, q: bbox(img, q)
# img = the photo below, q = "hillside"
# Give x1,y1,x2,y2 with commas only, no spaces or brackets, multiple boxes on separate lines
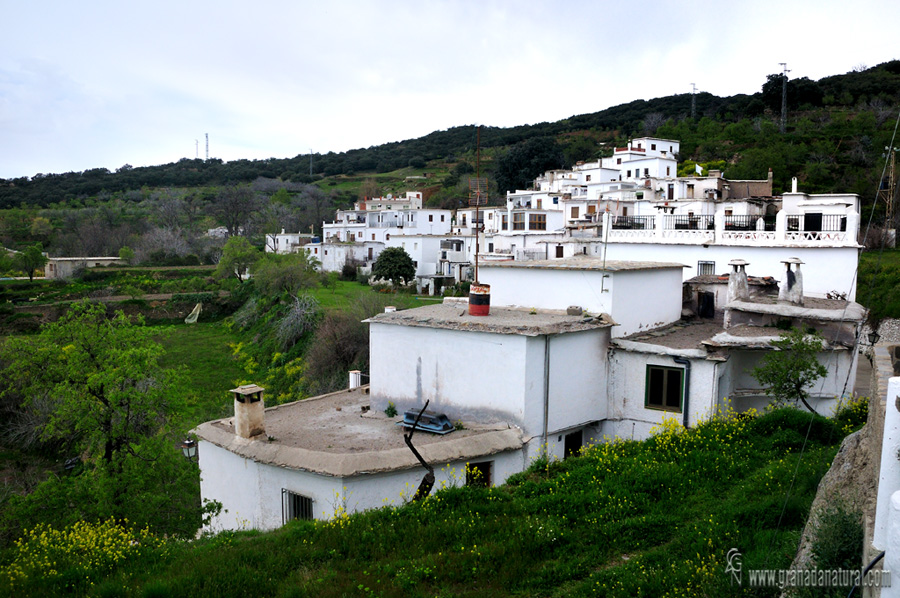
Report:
0,405,867,597
1,60,898,210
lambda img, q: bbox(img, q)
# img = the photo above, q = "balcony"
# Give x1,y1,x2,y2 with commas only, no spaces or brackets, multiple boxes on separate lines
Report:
600,212,858,248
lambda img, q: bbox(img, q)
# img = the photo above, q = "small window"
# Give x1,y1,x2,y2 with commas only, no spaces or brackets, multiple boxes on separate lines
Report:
371,234,375,241
283,490,313,523
645,365,684,412
488,242,494,252
586,174,592,182
386,234,390,240
570,207,579,219
627,170,632,177
617,158,622,165
441,215,445,222
644,168,649,177
466,462,492,488
502,214,508,230
564,430,583,459
698,261,716,276
666,167,670,176
357,232,362,239
651,143,657,150
429,214,433,222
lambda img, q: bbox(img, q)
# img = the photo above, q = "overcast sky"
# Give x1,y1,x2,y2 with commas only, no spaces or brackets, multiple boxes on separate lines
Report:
1,1,897,180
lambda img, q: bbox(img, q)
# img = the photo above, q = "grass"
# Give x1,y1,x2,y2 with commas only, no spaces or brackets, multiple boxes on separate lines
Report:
0,406,859,597
858,247,900,322
153,322,246,427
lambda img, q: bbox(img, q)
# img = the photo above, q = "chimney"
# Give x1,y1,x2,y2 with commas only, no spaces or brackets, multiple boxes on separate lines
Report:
727,259,750,303
231,384,266,439
791,177,798,193
349,370,362,389
778,257,804,306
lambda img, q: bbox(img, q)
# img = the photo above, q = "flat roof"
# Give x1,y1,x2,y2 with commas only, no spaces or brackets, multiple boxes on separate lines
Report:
194,387,524,477
481,257,687,272
365,303,614,336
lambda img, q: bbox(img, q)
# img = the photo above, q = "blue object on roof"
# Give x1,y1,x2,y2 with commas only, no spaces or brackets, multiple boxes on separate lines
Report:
397,409,455,435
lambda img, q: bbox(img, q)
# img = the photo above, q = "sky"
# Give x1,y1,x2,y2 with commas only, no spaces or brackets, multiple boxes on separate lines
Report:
1,0,898,180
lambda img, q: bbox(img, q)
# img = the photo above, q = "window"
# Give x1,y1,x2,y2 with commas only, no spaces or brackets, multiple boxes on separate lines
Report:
570,207,579,219
698,261,716,275
441,215,445,222
529,213,546,230
429,214,433,222
627,170,632,178
357,232,362,239
645,365,684,412
283,490,313,523
651,143,657,150
488,212,493,219
371,234,375,240
644,168,649,177
536,199,542,209
386,234,390,240
513,213,525,230
564,430,583,458
502,214,508,230
462,215,467,226
488,242,493,252
617,158,622,165
466,461,492,488
666,167,670,176
586,174,592,182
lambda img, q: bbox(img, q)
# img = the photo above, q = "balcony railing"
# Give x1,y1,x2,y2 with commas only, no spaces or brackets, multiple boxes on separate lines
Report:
723,215,776,231
664,215,715,230
611,215,655,230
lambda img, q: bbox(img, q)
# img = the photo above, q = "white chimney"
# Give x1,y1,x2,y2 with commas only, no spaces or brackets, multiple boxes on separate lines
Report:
778,257,804,305
727,259,750,303
231,384,266,439
349,370,362,389
384,306,396,313
791,177,798,193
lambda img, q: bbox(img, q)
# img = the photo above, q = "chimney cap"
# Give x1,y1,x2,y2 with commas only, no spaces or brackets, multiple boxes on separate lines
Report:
781,257,804,265
230,384,265,395
728,259,749,267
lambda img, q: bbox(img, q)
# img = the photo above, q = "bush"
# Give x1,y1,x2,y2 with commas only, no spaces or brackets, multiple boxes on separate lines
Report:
275,295,321,350
749,407,840,446
341,261,359,281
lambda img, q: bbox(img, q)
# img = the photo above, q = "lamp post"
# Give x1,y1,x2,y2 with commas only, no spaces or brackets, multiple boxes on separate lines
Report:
181,438,197,460
869,330,882,346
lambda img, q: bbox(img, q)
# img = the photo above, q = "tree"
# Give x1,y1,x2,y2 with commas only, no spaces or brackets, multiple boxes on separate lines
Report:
213,185,259,237
494,137,566,194
751,328,828,413
0,301,200,536
14,243,48,281
252,251,320,295
118,245,135,264
371,247,415,288
215,236,260,282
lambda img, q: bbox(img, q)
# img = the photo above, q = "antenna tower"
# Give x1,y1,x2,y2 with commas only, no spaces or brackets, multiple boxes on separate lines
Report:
879,147,900,231
195,139,199,159
205,133,209,160
469,126,488,283
690,83,697,120
779,62,790,133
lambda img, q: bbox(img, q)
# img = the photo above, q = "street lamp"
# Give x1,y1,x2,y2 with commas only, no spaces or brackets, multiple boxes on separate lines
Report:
868,330,881,346
181,438,197,460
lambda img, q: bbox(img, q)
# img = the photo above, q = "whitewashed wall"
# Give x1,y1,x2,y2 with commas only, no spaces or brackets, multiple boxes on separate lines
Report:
605,349,720,441
200,440,526,532
598,243,858,299
480,265,683,337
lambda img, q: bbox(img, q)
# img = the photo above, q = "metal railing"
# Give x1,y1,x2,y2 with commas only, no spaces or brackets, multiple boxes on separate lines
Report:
663,215,715,230
723,215,776,231
611,215,655,230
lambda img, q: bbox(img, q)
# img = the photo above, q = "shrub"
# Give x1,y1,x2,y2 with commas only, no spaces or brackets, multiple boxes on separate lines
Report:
275,294,321,350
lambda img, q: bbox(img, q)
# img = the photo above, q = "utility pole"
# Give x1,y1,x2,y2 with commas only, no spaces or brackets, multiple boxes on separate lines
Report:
205,133,209,160
690,83,697,120
779,63,790,133
309,148,313,176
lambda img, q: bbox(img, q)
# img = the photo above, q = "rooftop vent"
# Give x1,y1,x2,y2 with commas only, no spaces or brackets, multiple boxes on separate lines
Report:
778,257,804,306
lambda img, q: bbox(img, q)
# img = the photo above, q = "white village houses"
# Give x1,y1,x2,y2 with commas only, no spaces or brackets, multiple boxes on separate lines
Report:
195,246,865,531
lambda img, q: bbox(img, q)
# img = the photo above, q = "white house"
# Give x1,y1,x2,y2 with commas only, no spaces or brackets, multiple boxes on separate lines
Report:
45,257,126,280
